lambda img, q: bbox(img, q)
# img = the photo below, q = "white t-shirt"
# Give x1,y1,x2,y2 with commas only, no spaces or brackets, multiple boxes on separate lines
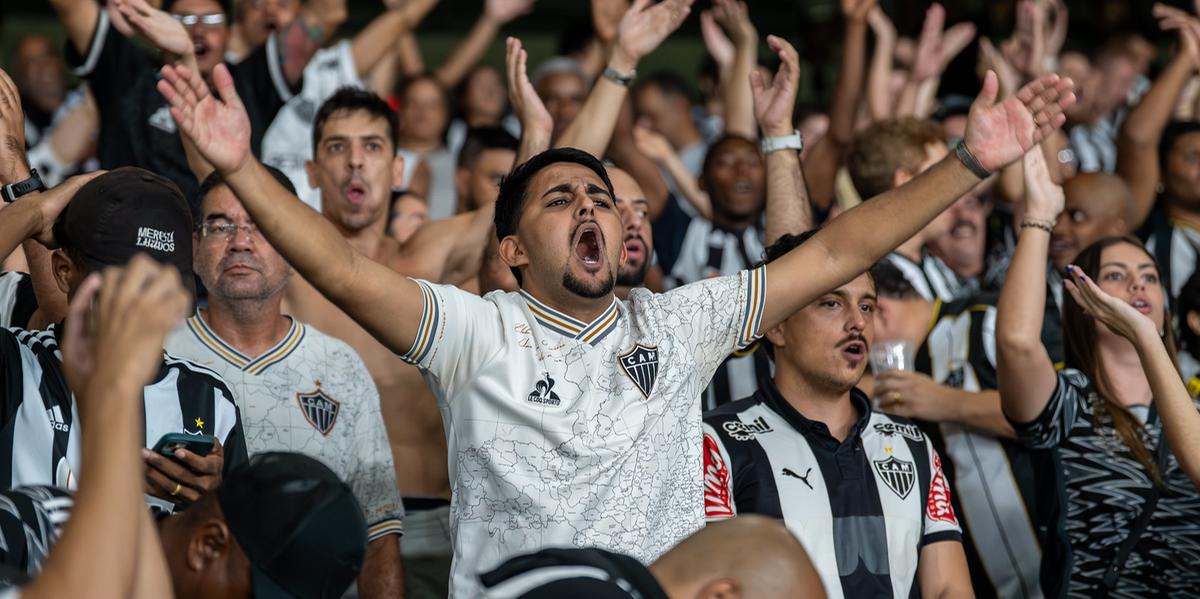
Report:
165,312,404,540
401,268,766,597
261,40,361,212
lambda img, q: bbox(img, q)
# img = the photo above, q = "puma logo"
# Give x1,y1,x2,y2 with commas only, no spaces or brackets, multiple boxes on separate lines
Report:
782,467,813,490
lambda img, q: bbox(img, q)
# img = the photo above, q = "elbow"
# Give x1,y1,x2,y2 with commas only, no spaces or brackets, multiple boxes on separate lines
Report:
995,330,1044,361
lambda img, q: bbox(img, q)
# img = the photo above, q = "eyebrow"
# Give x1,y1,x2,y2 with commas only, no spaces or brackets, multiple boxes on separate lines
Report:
586,184,613,199
541,183,574,198
203,213,230,222
1099,262,1156,270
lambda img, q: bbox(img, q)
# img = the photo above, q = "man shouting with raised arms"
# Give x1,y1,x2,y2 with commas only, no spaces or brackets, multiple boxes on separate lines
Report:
159,23,1073,596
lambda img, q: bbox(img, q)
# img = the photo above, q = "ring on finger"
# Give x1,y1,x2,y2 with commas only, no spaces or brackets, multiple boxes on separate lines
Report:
170,482,182,497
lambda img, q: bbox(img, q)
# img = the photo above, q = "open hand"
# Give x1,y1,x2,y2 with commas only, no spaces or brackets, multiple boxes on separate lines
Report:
143,438,225,505
978,37,1020,98
114,0,192,59
700,10,735,68
711,0,756,48
485,0,535,25
963,72,1074,172
612,0,694,71
0,69,29,182
505,37,553,139
1155,3,1200,68
591,0,630,45
157,64,252,175
61,255,191,401
751,35,800,137
911,4,975,82
865,6,895,41
1022,142,1064,222
1063,264,1159,343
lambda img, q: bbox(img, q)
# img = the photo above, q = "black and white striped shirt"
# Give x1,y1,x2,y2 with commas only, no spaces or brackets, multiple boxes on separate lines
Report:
479,547,667,599
0,486,73,588
0,323,248,491
0,274,37,330
702,382,962,599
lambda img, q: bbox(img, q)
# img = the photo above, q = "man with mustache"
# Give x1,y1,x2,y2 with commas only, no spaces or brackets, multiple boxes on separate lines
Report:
160,12,1075,591
702,232,972,599
163,166,406,599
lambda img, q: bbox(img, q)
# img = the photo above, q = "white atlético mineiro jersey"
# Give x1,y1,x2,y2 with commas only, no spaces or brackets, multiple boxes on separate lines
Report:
401,267,766,598
165,313,404,541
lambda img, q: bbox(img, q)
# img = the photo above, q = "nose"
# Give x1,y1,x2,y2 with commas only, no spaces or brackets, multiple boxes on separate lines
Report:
348,142,365,169
623,206,644,233
847,304,867,332
227,225,256,250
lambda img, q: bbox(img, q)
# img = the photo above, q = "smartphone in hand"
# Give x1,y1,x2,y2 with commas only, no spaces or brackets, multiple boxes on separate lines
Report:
151,432,215,458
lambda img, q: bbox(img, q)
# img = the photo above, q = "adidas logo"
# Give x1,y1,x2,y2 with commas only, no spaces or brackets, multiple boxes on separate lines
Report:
46,406,70,433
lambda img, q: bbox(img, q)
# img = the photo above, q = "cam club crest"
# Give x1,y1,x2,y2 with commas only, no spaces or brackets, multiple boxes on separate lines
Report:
873,456,916,499
297,384,341,436
618,344,659,398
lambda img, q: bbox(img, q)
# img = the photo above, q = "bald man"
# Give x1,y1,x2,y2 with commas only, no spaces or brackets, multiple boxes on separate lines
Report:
1049,173,1132,269
479,515,825,599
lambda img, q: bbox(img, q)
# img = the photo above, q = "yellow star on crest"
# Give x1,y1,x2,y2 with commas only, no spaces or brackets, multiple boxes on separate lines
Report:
885,446,893,454
194,417,205,430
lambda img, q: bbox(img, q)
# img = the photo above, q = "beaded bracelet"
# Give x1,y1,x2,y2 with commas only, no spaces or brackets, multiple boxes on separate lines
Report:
1019,219,1055,233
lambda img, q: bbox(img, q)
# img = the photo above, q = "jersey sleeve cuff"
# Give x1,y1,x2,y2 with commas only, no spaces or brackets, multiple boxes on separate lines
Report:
736,265,766,350
71,9,110,77
367,518,404,541
920,530,963,548
400,279,439,367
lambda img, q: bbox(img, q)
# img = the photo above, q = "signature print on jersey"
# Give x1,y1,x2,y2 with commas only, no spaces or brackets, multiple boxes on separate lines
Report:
297,384,341,436
618,344,659,398
874,456,916,499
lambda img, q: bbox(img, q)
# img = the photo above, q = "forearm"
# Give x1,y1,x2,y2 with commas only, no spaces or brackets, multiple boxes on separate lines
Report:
1123,55,1194,146
607,133,670,220
762,147,812,244
995,226,1057,423
46,92,98,169
555,77,629,156
830,21,868,144
0,200,45,266
130,508,174,599
436,15,502,88
395,32,426,78
51,0,100,56
517,126,551,164
800,137,840,213
358,536,405,599
656,151,711,220
1134,327,1200,484
352,10,412,77
723,38,758,140
866,27,896,121
895,78,921,117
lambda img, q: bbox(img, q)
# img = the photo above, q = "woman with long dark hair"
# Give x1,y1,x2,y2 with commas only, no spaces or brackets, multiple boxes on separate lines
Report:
996,149,1200,596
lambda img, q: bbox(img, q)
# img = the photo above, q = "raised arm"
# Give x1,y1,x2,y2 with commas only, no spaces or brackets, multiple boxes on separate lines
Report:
761,71,1074,331
802,0,873,212
555,0,694,155
49,0,101,57
435,0,534,89
896,4,975,118
1118,4,1200,230
996,148,1064,423
711,0,758,140
1062,261,1200,488
506,37,554,164
865,6,897,122
21,258,187,599
350,4,422,77
159,63,424,356
754,36,812,242
633,125,712,219
606,99,671,220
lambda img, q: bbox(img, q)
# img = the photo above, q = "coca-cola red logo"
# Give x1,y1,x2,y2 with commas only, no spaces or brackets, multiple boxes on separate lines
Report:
703,433,734,519
926,453,957,525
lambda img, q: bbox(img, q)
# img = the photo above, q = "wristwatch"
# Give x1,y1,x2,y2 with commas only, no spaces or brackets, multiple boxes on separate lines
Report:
760,130,803,154
602,66,637,88
2,169,46,203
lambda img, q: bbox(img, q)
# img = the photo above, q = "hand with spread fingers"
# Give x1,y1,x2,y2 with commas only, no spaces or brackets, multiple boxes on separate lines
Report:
142,439,225,506
1062,265,1159,344
157,63,252,176
0,68,29,184
751,35,800,137
505,36,553,140
963,71,1075,174
711,0,756,48
610,0,694,72
113,0,192,60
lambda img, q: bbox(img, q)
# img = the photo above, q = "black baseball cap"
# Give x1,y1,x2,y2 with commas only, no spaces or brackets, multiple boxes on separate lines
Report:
217,452,368,599
54,167,196,301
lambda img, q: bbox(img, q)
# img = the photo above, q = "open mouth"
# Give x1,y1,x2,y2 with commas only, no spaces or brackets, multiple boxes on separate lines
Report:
194,43,209,58
624,235,645,262
733,181,754,194
950,222,977,239
345,180,367,205
572,223,604,271
841,339,867,361
1131,297,1152,315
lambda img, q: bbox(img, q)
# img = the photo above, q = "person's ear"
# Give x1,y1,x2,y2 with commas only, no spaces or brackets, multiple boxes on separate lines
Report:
392,154,406,190
764,324,787,348
1186,310,1200,337
498,235,528,271
50,251,74,295
304,159,318,191
695,577,741,599
187,519,234,574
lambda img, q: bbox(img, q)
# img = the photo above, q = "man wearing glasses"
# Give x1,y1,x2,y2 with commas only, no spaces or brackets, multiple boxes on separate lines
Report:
45,0,343,208
164,166,407,598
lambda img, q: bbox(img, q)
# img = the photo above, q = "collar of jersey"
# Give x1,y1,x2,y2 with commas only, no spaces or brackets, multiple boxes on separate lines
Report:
757,377,873,444
518,291,622,346
187,311,305,374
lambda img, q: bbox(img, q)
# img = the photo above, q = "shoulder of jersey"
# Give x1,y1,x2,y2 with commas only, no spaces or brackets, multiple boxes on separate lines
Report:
162,351,238,397
10,327,59,353
703,395,766,422
935,292,999,321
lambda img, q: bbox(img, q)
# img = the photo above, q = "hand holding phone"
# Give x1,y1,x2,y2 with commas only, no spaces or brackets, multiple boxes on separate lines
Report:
143,434,223,505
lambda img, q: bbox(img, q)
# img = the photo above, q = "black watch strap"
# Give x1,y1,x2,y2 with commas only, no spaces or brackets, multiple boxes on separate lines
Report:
2,169,46,203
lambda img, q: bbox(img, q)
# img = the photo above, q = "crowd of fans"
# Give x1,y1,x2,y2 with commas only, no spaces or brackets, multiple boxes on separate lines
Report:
1,0,1200,597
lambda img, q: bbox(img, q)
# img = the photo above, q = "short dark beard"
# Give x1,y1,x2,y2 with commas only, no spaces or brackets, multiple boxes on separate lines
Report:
616,259,650,287
563,268,615,299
